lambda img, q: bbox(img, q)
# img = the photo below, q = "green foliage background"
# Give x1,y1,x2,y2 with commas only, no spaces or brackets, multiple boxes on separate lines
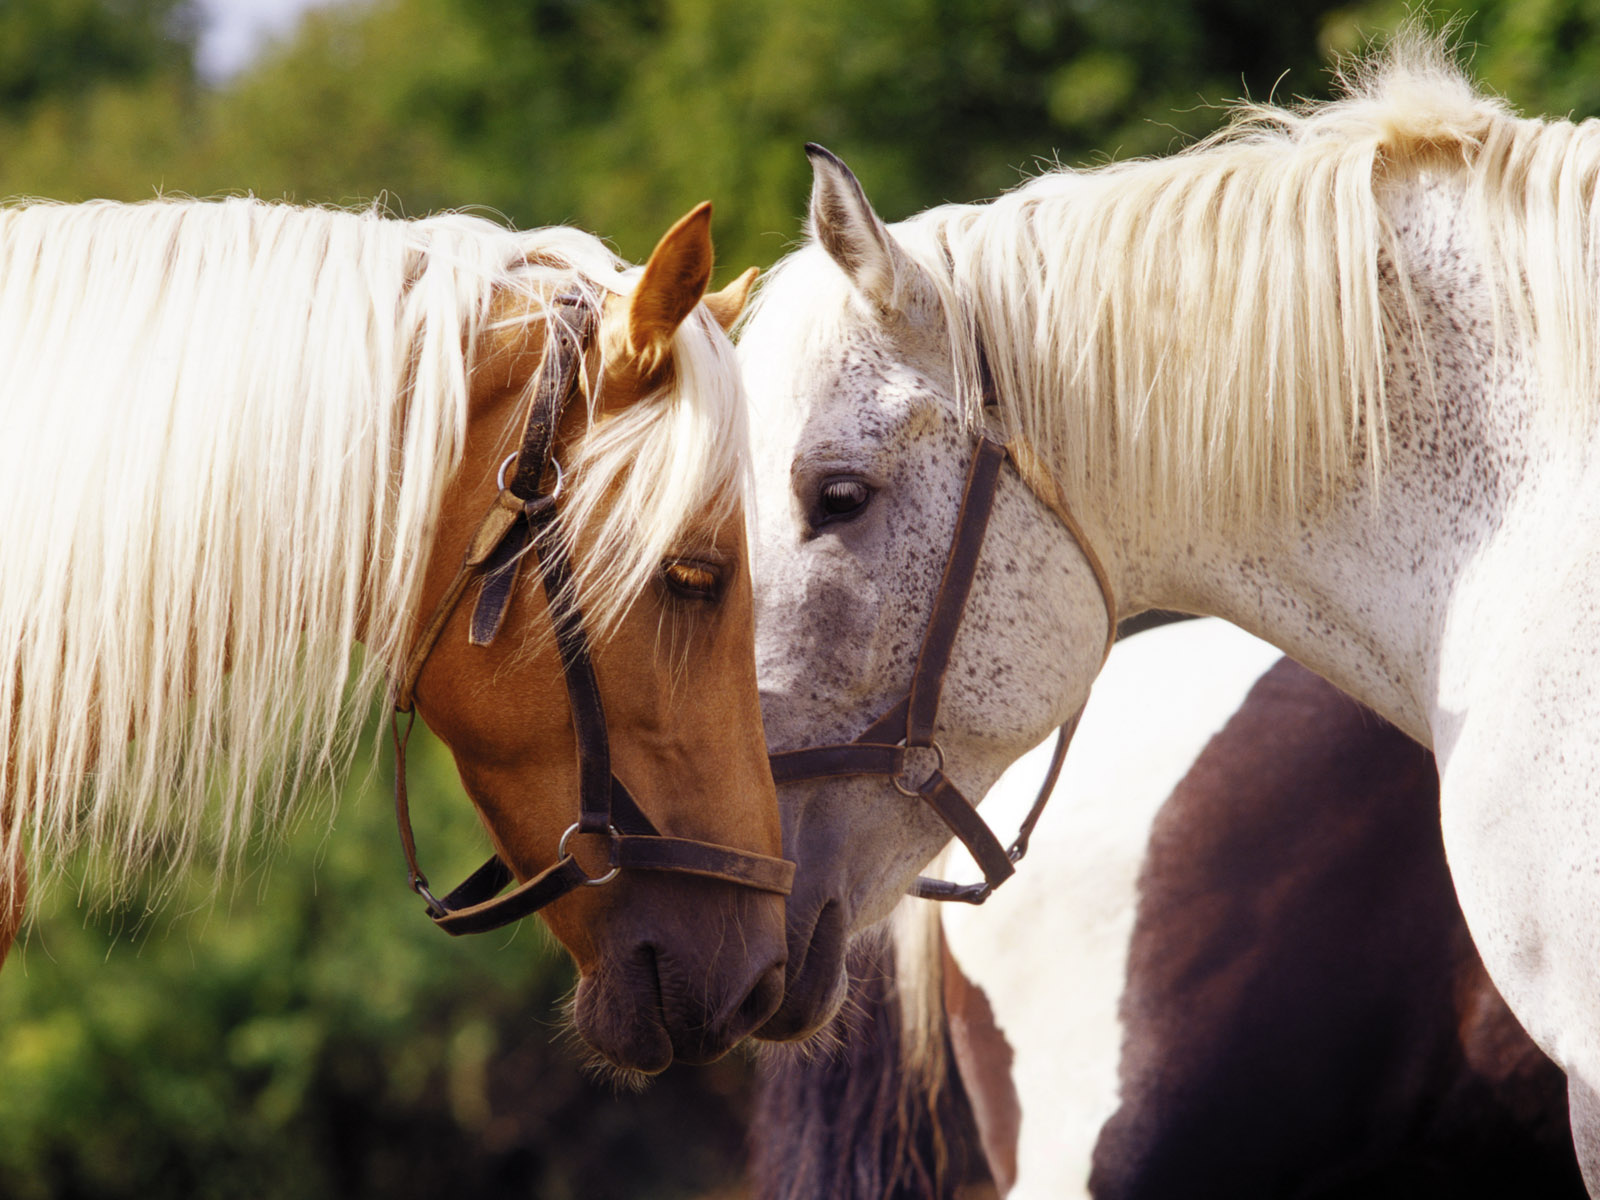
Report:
2,0,1598,1196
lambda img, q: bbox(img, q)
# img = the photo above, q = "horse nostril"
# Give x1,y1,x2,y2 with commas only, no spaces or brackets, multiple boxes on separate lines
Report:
737,958,787,1031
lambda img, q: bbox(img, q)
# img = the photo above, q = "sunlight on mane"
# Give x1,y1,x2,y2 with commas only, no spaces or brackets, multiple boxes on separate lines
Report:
749,33,1600,526
0,196,745,908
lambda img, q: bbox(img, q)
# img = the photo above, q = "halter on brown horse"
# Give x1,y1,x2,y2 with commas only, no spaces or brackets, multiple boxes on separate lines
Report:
398,205,791,1071
0,199,788,1075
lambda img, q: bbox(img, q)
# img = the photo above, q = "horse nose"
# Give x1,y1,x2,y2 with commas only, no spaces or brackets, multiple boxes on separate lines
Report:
735,954,788,1033
660,941,788,1066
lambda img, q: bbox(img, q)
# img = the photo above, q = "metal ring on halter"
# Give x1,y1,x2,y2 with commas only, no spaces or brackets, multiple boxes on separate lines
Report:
497,451,564,498
893,739,946,797
410,873,447,918
557,821,621,886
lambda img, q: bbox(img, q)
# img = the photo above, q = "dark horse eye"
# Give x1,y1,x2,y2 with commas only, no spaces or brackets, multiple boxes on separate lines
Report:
817,477,872,524
662,559,721,601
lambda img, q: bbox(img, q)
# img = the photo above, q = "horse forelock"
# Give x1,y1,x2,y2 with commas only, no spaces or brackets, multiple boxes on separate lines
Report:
0,196,742,909
554,299,749,649
753,33,1600,536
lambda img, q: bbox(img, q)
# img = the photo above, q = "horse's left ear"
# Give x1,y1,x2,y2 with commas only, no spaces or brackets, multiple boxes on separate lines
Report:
628,201,716,377
807,143,909,310
704,266,758,332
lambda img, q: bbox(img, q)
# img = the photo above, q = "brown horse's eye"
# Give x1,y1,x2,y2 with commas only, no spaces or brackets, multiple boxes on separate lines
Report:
662,559,721,601
816,477,872,525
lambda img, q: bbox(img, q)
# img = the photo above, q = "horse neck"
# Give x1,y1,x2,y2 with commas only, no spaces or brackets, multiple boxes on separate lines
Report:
1098,172,1553,748
1119,473,1447,746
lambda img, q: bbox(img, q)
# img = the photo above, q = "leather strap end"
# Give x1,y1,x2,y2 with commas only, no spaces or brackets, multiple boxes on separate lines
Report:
908,875,992,904
463,499,524,569
918,773,1016,889
430,855,590,936
470,550,524,646
436,855,515,912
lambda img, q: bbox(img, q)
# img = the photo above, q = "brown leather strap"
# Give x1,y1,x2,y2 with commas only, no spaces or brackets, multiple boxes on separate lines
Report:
506,300,589,499
432,856,593,936
537,539,614,835
1009,710,1077,863
389,291,797,935
468,297,592,646
392,709,432,903
770,741,903,784
612,836,796,893
904,437,1006,746
467,498,539,647
915,772,1016,888
405,770,795,937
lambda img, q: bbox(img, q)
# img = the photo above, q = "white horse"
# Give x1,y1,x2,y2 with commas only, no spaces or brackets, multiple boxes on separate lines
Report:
743,37,1600,1188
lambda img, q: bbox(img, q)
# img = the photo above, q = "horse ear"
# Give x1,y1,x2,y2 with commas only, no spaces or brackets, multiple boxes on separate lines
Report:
806,143,901,308
703,266,758,332
628,201,715,376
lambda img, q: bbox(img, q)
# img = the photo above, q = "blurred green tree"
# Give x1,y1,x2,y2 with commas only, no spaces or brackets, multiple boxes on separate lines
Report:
0,0,197,110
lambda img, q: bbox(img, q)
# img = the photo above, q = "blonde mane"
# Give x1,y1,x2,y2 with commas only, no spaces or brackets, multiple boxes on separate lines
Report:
756,37,1600,527
0,197,745,903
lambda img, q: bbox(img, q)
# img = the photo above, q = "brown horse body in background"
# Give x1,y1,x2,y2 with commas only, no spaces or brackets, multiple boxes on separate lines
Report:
753,626,1581,1197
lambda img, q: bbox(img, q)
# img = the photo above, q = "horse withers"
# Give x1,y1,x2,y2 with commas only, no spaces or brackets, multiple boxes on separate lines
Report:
0,197,786,1073
743,35,1600,1191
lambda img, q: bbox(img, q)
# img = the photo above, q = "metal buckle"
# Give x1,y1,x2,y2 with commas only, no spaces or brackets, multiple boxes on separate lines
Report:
557,821,621,886
498,451,564,501
893,739,946,797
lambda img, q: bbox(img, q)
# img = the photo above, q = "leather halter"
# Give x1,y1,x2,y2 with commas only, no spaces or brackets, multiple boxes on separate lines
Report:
391,292,795,936
769,429,1117,905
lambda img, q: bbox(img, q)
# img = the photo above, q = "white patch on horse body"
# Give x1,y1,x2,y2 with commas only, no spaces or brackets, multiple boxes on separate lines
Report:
939,619,1280,1198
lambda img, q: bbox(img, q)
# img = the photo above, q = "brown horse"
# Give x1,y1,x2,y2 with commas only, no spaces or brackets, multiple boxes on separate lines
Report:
0,197,786,1073
753,621,1580,1196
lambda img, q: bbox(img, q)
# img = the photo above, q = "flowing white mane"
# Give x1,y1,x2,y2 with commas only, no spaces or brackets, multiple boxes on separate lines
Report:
0,197,745,902
753,38,1600,524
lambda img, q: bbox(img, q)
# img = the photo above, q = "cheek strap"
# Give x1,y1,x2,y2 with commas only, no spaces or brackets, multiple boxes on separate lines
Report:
770,434,1116,905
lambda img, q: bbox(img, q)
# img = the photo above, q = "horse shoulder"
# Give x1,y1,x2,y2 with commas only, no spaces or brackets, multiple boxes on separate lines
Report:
1433,595,1600,1084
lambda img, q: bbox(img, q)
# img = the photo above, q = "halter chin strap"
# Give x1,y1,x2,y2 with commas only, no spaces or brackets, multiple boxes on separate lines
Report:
769,433,1117,905
391,292,793,936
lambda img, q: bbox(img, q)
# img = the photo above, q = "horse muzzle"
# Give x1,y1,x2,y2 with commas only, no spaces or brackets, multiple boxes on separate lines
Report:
572,880,788,1072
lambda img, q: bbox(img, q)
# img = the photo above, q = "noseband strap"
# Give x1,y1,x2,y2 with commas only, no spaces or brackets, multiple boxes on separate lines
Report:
770,433,1116,905
391,293,793,936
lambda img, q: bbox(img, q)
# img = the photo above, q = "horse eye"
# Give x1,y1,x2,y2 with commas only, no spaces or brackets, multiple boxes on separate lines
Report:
816,477,872,525
662,559,721,601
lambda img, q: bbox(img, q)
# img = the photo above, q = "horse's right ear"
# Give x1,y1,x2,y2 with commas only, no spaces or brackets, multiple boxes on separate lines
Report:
806,144,905,309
